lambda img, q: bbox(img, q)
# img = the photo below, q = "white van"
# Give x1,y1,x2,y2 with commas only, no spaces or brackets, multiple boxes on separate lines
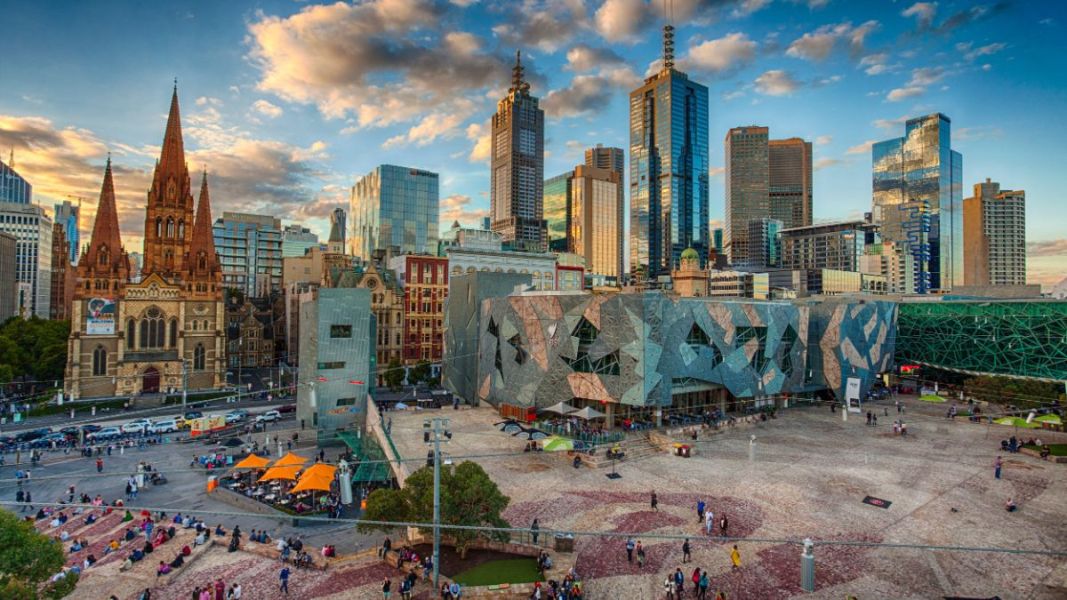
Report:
148,419,179,434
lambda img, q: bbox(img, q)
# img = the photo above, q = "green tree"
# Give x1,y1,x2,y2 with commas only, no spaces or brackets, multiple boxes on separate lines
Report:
0,509,71,599
358,488,411,535
0,316,70,384
409,360,431,385
383,358,405,391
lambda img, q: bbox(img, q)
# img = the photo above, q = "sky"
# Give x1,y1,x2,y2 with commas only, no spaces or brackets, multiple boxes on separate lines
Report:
0,0,1064,287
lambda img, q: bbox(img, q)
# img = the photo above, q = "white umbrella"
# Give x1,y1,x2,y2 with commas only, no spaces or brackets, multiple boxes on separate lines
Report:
540,401,578,416
571,406,607,420
394,402,409,410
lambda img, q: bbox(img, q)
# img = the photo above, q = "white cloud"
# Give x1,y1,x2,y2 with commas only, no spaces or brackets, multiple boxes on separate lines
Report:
960,42,1006,61
886,86,924,101
381,105,473,149
902,2,937,29
754,70,801,96
680,32,757,74
543,65,640,119
195,96,223,107
593,0,652,42
732,0,771,18
251,99,283,119
872,116,908,130
492,0,589,52
440,193,487,226
815,135,832,146
814,157,841,170
565,44,626,72
886,66,945,101
786,20,879,61
846,140,875,154
859,53,896,75
465,121,491,163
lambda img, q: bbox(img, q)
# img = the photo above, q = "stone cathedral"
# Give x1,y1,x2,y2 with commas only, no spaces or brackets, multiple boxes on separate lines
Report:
64,86,224,400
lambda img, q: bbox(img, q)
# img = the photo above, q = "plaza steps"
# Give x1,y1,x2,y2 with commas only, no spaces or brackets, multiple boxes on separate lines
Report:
575,434,661,468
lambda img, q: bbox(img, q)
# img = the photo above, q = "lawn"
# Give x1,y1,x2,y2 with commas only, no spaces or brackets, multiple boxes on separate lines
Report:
451,558,543,586
1023,443,1067,457
920,394,947,403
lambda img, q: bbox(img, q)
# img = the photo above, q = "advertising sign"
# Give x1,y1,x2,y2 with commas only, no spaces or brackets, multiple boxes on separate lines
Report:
190,414,228,437
86,297,117,335
845,377,862,413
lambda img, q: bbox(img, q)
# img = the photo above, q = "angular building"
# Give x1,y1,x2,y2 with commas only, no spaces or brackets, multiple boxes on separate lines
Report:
630,27,709,279
490,52,546,252
350,165,439,261
769,138,812,229
0,153,32,205
212,212,283,297
963,179,1026,287
872,113,963,293
54,200,80,265
724,126,769,266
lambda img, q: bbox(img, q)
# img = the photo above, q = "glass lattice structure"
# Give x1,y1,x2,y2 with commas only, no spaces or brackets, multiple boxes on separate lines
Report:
896,301,1067,381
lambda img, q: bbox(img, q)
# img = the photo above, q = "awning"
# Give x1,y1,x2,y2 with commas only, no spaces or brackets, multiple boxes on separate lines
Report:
302,463,337,479
290,473,333,493
258,465,301,482
233,454,271,469
274,452,309,467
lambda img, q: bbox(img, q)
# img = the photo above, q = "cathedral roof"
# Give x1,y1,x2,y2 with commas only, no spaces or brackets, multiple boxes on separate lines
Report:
187,171,220,275
81,157,126,268
158,85,186,179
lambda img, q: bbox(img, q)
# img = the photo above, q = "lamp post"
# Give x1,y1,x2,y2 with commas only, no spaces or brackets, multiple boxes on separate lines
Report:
424,417,451,589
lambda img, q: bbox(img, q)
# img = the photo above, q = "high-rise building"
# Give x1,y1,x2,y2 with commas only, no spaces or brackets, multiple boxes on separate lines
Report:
0,153,32,205
281,224,320,258
212,212,283,297
963,179,1026,286
769,138,812,229
724,126,769,266
585,144,624,175
490,52,546,252
712,228,723,255
350,165,439,260
50,222,75,320
0,232,16,319
330,208,346,252
543,170,572,252
779,221,868,272
571,165,623,281
630,26,709,280
0,201,52,318
53,200,80,265
872,113,963,293
746,218,782,269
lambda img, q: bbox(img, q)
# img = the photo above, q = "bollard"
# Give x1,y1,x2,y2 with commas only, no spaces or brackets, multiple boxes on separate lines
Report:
800,538,815,592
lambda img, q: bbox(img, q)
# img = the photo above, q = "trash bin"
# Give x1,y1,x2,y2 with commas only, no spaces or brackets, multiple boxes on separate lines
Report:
554,533,575,553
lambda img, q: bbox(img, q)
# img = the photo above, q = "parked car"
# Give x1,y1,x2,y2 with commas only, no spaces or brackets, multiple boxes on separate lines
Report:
148,419,179,434
183,411,203,421
224,412,243,424
88,427,122,441
121,421,150,435
255,410,281,423
15,428,51,443
80,424,103,434
277,404,296,414
34,432,70,447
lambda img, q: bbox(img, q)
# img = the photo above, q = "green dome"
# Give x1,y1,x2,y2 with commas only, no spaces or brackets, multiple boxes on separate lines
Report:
680,247,699,260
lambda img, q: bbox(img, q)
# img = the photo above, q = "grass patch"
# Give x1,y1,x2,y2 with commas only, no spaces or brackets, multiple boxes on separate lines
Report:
1023,443,1067,457
451,558,543,587
920,394,947,403
29,398,125,417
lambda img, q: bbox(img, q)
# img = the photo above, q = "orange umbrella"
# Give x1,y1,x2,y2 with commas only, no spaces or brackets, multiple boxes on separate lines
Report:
290,473,333,493
257,465,301,482
233,454,271,469
273,452,309,467
301,463,337,479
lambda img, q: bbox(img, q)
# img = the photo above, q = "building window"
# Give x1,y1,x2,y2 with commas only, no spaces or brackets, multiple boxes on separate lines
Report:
193,343,206,370
170,319,178,347
166,217,174,238
317,361,346,369
156,218,162,237
178,219,185,239
140,307,165,349
336,397,356,406
126,319,136,348
92,345,107,376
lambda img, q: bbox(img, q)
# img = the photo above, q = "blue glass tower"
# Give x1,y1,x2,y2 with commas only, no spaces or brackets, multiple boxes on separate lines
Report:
629,25,709,281
54,200,80,264
350,165,439,261
0,154,32,205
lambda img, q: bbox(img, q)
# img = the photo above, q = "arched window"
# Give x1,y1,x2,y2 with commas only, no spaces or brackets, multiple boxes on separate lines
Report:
166,218,174,238
92,346,107,376
140,307,165,348
98,246,109,266
197,251,206,270
169,319,178,347
126,318,136,348
156,217,163,238
177,219,185,239
193,343,206,370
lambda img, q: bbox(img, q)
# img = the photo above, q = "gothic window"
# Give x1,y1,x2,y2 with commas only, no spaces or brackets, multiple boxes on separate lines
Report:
169,319,178,347
126,319,136,348
197,251,206,270
156,218,162,237
193,343,206,371
178,219,185,239
166,218,174,238
92,345,107,376
98,246,109,266
140,307,165,349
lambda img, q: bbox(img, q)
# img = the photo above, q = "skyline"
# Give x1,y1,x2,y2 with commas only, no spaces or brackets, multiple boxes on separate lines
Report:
0,0,1064,287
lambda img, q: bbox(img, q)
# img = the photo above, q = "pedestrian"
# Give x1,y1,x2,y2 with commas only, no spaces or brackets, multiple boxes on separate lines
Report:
873,414,878,426
866,411,872,426
884,407,888,417
699,570,710,599
896,400,901,413
68,485,75,503
625,537,635,563
674,567,684,594
664,575,675,599
279,566,290,594
531,518,540,544
730,545,741,570
704,508,714,535
24,490,31,510
682,538,691,563
651,490,658,511
696,499,705,522
214,578,225,600
382,577,392,599
636,542,645,568
192,586,201,600
994,455,1003,480
719,513,729,536
96,457,104,473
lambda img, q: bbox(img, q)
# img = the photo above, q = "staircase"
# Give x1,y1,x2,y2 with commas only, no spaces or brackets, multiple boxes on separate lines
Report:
577,433,661,468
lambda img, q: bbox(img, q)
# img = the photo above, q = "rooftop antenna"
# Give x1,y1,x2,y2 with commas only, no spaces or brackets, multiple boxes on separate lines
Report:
663,0,675,70
8,148,13,169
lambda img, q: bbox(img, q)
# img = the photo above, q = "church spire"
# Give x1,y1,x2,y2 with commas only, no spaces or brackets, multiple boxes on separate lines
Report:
86,156,123,261
76,155,129,294
185,170,220,287
159,83,186,174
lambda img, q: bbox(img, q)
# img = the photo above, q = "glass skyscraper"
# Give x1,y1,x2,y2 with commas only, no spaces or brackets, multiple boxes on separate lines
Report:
872,113,962,293
212,212,284,297
724,126,769,267
543,170,572,252
350,164,439,260
0,156,32,205
629,26,709,281
54,200,80,265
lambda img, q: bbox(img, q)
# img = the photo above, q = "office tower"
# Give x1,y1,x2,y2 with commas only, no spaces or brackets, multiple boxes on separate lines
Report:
0,232,16,319
0,152,32,204
212,212,283,297
630,24,709,281
350,164,439,260
769,138,812,229
54,200,80,265
329,207,346,252
281,224,319,258
712,228,723,255
0,201,52,317
779,221,868,272
963,179,1026,286
746,218,782,269
571,165,623,281
543,170,572,252
586,144,624,174
724,126,769,266
872,113,963,293
490,51,546,252
50,222,74,320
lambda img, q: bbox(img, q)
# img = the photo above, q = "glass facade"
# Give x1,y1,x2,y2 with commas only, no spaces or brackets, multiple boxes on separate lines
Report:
350,165,439,261
768,138,813,229
212,212,283,297
724,126,769,266
746,218,782,269
0,159,32,205
54,200,80,265
543,170,572,252
281,224,320,258
630,69,709,280
872,113,962,293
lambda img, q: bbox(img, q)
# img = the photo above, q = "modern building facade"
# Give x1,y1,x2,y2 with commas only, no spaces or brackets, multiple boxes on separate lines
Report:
872,113,963,293
50,222,75,320
746,217,782,269
779,221,867,272
769,138,813,229
53,200,80,265
963,179,1026,287
332,262,403,385
543,170,572,252
491,52,546,252
630,28,709,279
585,144,625,174
329,208,346,253
766,268,887,297
212,212,283,297
724,126,769,266
389,254,449,367
281,224,320,258
570,165,623,282
0,201,52,318
0,155,32,205
0,232,16,320
350,165,439,261
707,270,769,299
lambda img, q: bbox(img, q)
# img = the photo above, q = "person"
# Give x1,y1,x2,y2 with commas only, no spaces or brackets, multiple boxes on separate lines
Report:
440,582,450,598
140,589,152,600
730,545,741,570
157,561,170,577
1005,498,1017,512
625,537,635,563
696,499,705,522
994,455,1003,479
664,575,675,599
636,542,646,568
96,457,103,473
682,538,691,563
531,518,540,544
230,583,242,600
698,570,710,600
651,490,658,512
674,567,684,595
1041,445,1052,460
279,565,290,594
705,508,715,535
449,582,461,598
572,454,581,469
215,578,225,600
720,513,729,536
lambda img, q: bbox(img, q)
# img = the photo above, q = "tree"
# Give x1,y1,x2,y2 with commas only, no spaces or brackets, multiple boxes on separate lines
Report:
383,358,405,391
0,509,73,599
964,375,1062,408
358,488,411,535
409,360,432,385
0,316,70,385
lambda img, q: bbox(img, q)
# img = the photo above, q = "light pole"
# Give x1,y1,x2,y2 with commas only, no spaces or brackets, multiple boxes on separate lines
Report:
181,359,188,414
424,417,451,589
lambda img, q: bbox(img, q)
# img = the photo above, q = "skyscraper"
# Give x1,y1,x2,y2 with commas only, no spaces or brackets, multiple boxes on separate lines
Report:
747,218,782,269
872,113,963,293
585,144,625,174
0,201,52,318
350,165,439,260
963,179,1026,287
0,152,32,205
329,207,346,252
629,25,709,280
543,170,572,252
570,165,623,281
54,200,80,265
490,51,546,252
769,138,812,229
212,212,284,297
724,126,769,266
584,145,625,280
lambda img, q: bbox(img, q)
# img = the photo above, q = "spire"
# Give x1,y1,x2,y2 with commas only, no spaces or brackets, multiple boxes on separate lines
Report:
158,84,185,174
187,170,219,278
662,0,675,70
510,50,529,93
8,148,13,169
82,155,125,268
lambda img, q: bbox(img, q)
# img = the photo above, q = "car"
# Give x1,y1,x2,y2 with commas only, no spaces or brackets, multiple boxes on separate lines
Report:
121,421,150,435
255,410,281,423
148,419,179,434
60,426,80,436
80,424,103,434
277,404,296,414
225,409,248,423
15,428,51,443
183,411,203,421
88,427,122,441
34,432,70,447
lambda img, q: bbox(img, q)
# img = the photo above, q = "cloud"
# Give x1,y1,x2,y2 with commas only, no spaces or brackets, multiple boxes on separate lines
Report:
195,96,223,107
542,65,641,118
954,126,1003,142
565,44,626,72
814,157,841,170
786,20,879,61
886,66,946,101
904,1,1011,35
873,115,908,130
680,32,757,74
709,166,725,177
815,135,832,146
846,140,875,154
593,0,655,42
251,99,283,119
731,0,771,18
859,52,897,75
886,86,924,101
958,41,1006,61
754,70,801,96
901,2,937,29
492,0,589,52
439,193,487,226
465,121,491,163
1027,239,1067,257
381,104,474,149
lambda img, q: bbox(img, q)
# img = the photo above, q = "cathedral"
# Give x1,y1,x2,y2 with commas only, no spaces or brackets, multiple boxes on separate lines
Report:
64,86,225,400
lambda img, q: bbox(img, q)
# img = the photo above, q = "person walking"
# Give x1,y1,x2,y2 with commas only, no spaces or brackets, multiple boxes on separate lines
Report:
636,542,645,568
663,575,675,599
704,509,714,535
719,513,729,536
625,537,635,563
381,577,392,599
730,545,741,570
696,499,705,522
682,538,691,563
96,457,104,473
673,567,684,595
994,455,1003,479
531,518,540,544
16,489,24,511
698,570,710,600
651,490,658,512
279,566,290,595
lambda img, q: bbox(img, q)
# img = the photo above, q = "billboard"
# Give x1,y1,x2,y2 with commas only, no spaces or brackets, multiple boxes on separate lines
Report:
86,297,117,335
845,377,862,413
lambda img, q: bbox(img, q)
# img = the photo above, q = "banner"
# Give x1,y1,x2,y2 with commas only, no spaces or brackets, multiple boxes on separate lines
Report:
86,297,116,335
845,377,862,413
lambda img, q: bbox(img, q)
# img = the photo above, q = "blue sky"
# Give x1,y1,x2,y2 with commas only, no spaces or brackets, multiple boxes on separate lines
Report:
0,0,1064,285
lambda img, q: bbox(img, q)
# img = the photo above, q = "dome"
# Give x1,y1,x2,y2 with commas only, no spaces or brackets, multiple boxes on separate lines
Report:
680,247,699,261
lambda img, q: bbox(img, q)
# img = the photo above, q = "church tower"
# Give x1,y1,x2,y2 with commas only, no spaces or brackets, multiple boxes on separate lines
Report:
75,157,130,299
183,171,222,298
142,84,195,279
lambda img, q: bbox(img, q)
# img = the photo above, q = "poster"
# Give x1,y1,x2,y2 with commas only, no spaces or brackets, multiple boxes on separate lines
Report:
86,297,116,335
845,377,862,413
